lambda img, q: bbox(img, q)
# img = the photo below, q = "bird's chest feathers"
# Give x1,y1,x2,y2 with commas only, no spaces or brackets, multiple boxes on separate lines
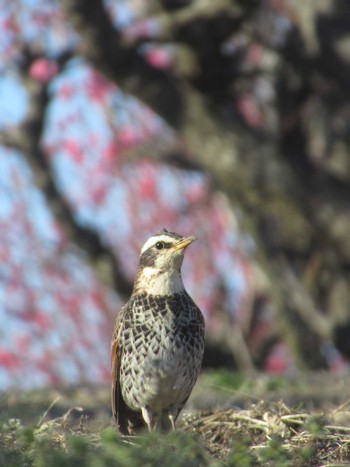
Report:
140,267,184,296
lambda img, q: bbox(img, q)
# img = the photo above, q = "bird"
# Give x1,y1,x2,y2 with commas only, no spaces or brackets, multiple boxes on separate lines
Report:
111,229,205,434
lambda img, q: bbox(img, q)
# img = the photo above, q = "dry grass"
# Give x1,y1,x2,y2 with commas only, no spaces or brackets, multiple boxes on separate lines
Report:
183,400,350,465
2,372,350,466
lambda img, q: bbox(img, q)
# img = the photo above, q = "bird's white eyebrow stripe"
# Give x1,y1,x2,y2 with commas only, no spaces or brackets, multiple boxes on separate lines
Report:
140,235,177,254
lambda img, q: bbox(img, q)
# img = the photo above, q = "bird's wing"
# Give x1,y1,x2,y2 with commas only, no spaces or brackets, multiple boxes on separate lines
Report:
111,303,129,434
111,303,145,435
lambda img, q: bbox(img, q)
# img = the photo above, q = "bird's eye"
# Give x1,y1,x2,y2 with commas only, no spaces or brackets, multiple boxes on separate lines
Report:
155,241,164,250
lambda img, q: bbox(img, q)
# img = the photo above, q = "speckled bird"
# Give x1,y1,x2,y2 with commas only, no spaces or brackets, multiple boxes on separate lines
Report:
111,229,205,434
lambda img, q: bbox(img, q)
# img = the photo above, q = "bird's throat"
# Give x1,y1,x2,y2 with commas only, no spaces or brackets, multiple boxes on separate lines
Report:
134,267,184,296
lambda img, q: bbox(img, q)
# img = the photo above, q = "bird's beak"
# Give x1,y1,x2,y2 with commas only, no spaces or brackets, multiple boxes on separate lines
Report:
173,236,197,251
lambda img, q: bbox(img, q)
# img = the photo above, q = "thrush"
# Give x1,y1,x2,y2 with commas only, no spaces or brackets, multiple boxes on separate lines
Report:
111,229,205,434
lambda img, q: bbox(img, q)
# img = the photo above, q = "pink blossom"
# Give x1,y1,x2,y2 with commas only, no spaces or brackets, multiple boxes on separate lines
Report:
102,141,119,164
118,128,137,147
237,94,263,128
144,48,173,70
122,19,161,42
86,72,114,101
0,349,19,370
139,174,156,199
247,44,263,65
64,140,84,163
264,342,290,374
29,58,58,83
59,83,73,100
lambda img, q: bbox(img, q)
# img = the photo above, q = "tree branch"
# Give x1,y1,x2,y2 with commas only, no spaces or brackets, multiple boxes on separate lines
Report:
61,0,183,128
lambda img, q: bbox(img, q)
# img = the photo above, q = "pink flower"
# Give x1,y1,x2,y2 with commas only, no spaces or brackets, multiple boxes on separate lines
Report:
264,342,291,374
143,48,173,70
237,94,263,128
118,128,136,147
139,176,156,199
29,58,58,83
122,19,160,42
86,72,113,101
0,349,19,370
247,44,263,65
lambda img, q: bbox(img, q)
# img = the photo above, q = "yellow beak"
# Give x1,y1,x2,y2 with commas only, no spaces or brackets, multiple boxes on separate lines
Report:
173,236,197,251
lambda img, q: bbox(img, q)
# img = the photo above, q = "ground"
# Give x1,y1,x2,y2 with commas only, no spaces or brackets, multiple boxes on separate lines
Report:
1,370,350,466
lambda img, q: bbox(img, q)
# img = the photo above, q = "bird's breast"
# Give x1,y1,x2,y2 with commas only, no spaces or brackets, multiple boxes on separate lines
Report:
119,291,204,412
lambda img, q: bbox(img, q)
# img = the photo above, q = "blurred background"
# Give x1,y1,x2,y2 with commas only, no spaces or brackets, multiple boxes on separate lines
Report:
1,0,350,391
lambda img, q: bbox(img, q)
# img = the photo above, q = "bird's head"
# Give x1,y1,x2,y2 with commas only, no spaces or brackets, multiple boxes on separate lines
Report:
133,229,196,296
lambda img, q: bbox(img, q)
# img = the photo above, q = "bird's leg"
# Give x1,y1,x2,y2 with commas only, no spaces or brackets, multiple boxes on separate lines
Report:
169,414,176,431
141,406,155,432
168,407,177,431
